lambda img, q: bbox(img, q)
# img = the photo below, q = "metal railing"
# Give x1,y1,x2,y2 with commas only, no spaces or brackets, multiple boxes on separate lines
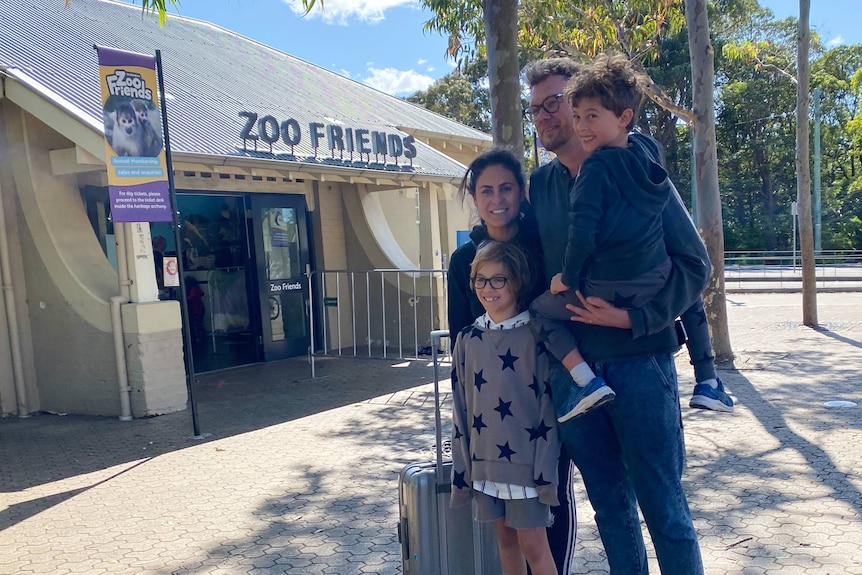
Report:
723,250,862,292
308,268,448,373
724,250,862,268
306,253,862,370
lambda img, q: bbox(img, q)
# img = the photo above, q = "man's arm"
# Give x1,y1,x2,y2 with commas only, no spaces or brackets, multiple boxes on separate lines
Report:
627,180,710,338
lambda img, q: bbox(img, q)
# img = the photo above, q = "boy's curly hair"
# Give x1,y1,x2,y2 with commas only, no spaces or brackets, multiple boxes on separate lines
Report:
565,52,649,131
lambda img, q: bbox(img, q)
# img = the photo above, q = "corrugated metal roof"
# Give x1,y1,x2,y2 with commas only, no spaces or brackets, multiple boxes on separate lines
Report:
0,0,491,179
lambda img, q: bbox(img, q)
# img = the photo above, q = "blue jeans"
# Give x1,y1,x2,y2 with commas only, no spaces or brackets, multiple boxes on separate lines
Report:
548,353,703,575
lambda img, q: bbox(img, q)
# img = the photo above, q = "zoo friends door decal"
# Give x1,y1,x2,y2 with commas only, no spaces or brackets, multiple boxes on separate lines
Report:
96,45,172,223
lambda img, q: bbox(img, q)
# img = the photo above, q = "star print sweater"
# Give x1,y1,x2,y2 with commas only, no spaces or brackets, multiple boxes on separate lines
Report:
450,321,561,509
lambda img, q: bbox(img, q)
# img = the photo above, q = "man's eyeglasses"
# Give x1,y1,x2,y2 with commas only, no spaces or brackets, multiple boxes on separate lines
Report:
524,93,565,121
471,276,509,289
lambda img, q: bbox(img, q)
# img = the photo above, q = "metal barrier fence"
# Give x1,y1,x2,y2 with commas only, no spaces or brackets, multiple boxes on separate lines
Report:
724,249,862,268
723,250,862,293
307,254,862,368
308,269,449,374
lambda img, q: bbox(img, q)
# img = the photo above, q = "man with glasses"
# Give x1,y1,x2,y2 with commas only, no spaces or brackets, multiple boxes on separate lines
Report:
523,57,709,574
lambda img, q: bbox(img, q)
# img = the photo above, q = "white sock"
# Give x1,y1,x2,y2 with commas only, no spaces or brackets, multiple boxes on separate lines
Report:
569,362,596,387
699,378,719,389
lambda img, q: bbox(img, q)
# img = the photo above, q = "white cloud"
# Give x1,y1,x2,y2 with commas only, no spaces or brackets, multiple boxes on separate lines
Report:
828,35,845,47
284,0,415,24
363,67,434,95
339,69,352,78
417,58,427,65
427,66,435,73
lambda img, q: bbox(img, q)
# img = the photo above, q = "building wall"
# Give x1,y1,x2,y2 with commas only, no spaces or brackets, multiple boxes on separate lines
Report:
3,104,119,414
2,103,187,417
0,92,483,416
0,103,38,416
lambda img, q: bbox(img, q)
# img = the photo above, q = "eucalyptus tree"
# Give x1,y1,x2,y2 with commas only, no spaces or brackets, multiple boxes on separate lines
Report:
716,65,797,250
685,0,732,359
406,59,492,133
813,45,862,249
796,0,817,326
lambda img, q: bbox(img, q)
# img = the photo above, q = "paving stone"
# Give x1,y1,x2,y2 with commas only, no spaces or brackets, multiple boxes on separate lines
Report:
3,293,862,574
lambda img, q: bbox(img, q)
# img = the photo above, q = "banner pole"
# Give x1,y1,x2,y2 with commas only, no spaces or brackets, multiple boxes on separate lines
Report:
156,49,202,438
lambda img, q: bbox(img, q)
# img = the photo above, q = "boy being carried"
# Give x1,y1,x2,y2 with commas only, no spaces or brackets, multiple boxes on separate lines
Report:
531,52,732,421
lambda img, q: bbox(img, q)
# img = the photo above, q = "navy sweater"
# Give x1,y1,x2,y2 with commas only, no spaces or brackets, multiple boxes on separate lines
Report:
528,132,710,363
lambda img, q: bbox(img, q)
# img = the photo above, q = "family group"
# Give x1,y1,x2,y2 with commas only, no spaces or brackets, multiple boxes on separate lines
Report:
446,53,734,575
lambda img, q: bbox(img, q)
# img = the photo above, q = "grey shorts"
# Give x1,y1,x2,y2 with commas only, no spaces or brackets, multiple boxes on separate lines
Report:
472,490,554,529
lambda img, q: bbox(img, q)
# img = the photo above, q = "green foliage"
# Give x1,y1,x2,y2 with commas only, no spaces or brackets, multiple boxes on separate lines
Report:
405,60,491,132
422,0,684,64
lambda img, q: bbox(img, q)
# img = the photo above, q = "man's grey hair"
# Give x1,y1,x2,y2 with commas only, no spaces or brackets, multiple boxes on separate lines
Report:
523,57,582,88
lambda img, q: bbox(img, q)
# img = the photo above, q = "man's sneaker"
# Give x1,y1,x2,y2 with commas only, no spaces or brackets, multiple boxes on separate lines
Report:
558,377,616,423
690,378,734,413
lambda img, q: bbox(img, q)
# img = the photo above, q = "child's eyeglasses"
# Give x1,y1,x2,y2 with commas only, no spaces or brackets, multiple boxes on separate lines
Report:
471,276,509,289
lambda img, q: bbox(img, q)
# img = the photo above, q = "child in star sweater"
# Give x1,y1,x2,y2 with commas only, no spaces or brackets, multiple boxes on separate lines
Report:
450,240,561,575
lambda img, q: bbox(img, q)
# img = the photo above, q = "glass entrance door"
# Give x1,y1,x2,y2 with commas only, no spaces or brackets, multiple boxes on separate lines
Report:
251,195,310,360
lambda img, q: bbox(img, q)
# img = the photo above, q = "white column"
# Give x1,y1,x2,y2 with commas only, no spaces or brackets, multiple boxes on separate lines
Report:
124,221,160,303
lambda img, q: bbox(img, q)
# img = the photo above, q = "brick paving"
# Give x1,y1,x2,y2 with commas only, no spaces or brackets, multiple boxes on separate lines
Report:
1,292,862,574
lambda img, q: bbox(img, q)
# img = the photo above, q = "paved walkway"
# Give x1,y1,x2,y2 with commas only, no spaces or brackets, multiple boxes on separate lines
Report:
2,293,862,574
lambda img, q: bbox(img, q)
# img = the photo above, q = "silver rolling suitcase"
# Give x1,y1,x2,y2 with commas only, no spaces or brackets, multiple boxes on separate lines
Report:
398,330,501,575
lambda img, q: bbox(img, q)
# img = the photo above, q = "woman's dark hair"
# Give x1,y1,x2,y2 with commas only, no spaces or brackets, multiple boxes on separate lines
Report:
458,148,526,207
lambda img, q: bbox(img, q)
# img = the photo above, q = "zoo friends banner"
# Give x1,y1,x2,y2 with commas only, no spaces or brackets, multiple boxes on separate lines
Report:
96,46,172,222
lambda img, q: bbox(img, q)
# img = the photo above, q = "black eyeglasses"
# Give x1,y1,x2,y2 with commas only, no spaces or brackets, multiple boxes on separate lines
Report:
524,93,565,121
471,276,509,289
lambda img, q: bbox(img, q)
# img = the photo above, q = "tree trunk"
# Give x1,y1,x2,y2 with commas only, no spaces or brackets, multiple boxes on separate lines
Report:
685,0,733,363
482,0,523,159
796,0,818,326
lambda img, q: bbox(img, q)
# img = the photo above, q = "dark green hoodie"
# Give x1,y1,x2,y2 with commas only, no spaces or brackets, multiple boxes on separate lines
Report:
561,143,671,287
528,132,710,363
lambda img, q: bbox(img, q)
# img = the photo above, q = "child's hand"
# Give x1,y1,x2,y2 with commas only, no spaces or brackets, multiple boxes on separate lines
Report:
550,273,569,295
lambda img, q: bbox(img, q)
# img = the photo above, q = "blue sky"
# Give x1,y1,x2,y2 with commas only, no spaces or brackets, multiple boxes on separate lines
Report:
122,0,860,97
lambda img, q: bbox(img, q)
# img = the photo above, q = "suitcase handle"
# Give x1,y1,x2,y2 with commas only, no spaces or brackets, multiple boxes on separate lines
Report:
430,329,449,484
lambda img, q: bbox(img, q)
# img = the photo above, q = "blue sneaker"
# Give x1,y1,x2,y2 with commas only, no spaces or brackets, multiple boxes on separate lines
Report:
557,376,615,423
690,378,734,412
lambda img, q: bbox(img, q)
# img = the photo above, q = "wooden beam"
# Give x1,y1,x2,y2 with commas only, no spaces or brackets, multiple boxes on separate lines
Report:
320,173,348,183
173,162,213,173
250,168,291,179
49,146,103,175
288,171,317,181
212,165,249,176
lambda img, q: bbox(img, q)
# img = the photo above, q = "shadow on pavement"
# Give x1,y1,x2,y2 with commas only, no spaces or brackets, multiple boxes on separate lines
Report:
0,355,437,531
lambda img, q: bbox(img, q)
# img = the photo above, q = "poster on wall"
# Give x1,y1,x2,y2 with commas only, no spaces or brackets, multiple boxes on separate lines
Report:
95,45,172,222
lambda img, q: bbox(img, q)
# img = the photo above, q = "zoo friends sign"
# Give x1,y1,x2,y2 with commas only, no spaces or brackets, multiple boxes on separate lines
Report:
96,46,172,222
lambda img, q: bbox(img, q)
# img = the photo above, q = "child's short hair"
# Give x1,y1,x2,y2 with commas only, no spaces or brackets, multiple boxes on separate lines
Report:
471,240,532,311
565,52,647,131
